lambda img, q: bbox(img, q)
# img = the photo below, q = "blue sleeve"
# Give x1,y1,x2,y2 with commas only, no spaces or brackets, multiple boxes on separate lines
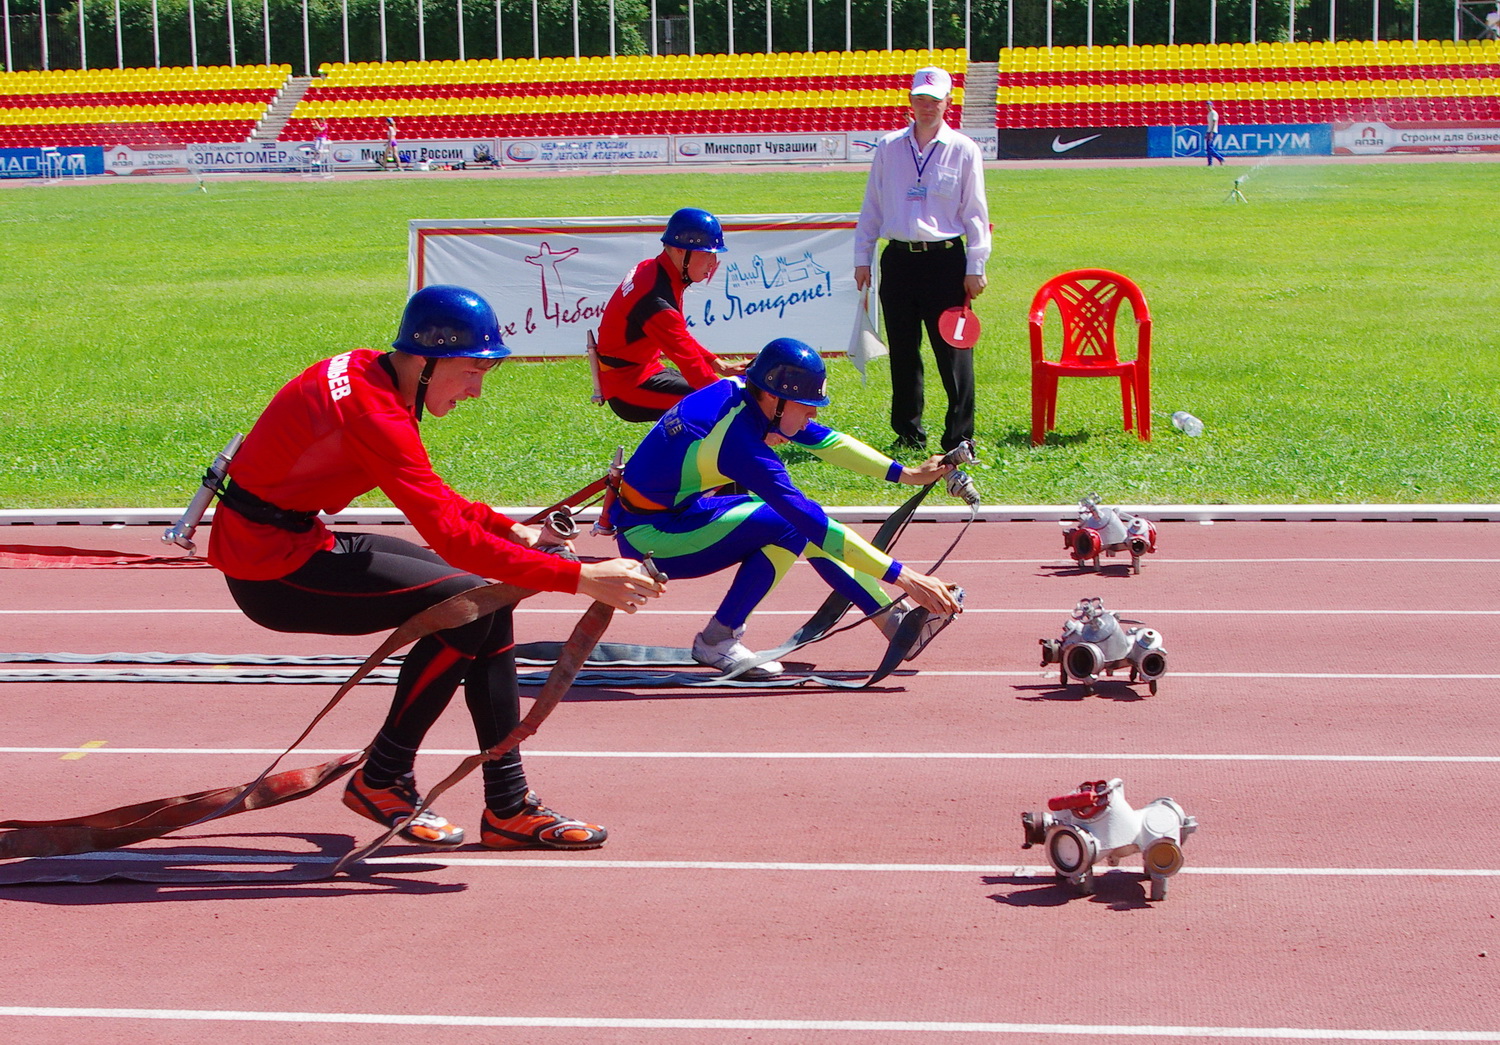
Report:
717,413,901,582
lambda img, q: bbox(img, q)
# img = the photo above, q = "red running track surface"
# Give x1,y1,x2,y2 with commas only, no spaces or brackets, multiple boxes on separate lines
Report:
1,519,1498,1043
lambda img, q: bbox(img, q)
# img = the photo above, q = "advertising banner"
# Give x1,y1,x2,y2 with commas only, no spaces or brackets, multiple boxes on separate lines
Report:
996,127,1149,160
189,142,305,172
409,213,858,359
1333,121,1500,154
671,132,848,164
103,144,191,175
500,136,670,166
1148,124,1331,158
318,139,500,170
846,126,999,163
0,146,103,178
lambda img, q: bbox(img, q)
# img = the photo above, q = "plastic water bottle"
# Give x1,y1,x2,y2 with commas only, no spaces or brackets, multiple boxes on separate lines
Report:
1171,411,1204,437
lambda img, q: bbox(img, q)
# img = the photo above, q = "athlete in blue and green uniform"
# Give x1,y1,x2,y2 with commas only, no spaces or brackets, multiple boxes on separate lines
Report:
612,337,963,678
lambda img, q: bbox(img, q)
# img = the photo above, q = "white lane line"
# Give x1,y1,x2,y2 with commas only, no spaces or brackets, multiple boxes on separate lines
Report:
5,747,1500,763
2,670,1494,682
3,608,1500,616
945,558,1500,564
15,851,1500,878
0,1007,1495,1040
921,671,1500,680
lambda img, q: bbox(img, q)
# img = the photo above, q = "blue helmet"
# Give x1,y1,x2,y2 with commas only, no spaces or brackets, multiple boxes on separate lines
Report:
746,338,831,407
393,285,509,359
661,207,727,253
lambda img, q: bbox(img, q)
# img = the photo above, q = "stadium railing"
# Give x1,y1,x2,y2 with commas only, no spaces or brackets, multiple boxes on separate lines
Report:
993,38,1500,128
280,48,967,141
0,65,291,147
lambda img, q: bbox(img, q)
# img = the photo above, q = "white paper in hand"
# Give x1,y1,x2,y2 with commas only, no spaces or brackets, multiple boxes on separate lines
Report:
847,288,887,383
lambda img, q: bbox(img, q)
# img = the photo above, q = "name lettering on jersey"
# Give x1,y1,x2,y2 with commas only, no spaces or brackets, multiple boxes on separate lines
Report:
327,352,354,401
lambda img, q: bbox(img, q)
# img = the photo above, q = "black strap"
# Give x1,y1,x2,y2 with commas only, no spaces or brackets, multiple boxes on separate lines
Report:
219,481,319,534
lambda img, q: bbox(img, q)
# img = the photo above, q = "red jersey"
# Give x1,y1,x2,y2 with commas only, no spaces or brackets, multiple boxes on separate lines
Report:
594,251,719,402
206,348,582,593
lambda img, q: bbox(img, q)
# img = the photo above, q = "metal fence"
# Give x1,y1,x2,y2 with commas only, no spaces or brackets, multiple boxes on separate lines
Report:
2,0,1493,74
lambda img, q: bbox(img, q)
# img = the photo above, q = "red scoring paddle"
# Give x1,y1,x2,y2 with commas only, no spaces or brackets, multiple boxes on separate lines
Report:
939,296,980,349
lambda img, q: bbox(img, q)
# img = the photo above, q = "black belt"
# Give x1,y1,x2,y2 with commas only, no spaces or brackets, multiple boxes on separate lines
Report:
888,237,962,252
219,481,320,534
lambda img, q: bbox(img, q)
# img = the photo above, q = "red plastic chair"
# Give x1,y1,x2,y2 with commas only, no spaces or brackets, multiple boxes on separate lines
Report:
1029,269,1152,446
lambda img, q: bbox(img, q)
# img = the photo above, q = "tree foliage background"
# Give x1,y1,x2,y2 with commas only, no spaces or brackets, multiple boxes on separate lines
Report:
2,0,1458,73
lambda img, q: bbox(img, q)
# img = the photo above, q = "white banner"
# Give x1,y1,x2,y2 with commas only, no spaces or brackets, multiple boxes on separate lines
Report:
409,213,859,358
188,142,306,172
499,136,670,166
1333,121,1500,155
848,126,999,162
322,139,501,170
103,144,190,175
671,133,848,164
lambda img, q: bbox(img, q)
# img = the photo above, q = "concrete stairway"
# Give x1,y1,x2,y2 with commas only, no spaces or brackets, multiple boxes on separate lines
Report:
251,76,315,142
961,61,998,130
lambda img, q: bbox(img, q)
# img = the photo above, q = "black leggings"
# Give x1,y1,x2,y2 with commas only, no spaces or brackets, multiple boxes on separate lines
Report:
224,530,528,813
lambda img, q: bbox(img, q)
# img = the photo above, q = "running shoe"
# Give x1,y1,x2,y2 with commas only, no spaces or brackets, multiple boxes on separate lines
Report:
691,628,783,679
481,791,608,850
342,769,465,845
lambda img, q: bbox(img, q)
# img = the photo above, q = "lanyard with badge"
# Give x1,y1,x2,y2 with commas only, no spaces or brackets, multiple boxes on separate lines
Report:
907,135,936,201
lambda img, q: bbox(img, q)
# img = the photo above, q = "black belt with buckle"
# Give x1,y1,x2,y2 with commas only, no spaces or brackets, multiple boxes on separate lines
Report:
219,480,320,534
889,237,962,252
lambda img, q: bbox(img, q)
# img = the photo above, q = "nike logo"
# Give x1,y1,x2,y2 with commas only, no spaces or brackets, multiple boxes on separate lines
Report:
1051,134,1102,153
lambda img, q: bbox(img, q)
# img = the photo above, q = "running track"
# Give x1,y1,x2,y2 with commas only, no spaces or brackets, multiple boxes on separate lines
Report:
1,518,1498,1043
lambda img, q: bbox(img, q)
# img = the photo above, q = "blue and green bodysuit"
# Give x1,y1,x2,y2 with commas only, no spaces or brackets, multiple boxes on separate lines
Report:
614,377,911,630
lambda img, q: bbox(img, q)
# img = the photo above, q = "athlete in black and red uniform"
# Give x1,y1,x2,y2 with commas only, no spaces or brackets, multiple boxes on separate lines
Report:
207,285,664,849
593,207,747,422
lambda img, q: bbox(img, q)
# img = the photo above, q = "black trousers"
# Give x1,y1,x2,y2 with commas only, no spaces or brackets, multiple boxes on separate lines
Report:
878,240,975,451
225,530,528,812
605,367,695,423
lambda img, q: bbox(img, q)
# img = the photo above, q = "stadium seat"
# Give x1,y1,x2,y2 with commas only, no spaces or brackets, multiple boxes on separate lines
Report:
1029,269,1153,447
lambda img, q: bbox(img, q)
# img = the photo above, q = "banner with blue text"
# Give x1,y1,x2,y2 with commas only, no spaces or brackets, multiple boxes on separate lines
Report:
409,214,858,359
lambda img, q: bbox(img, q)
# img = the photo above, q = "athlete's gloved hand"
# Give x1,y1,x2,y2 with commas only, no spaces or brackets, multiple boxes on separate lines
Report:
897,453,955,486
894,569,963,617
578,558,667,613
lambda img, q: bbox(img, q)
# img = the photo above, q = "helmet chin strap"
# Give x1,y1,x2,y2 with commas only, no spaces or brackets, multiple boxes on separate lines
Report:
770,397,800,440
679,248,696,285
413,357,438,422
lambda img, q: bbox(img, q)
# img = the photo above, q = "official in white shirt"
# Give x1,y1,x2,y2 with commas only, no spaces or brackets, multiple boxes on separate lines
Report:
854,66,991,453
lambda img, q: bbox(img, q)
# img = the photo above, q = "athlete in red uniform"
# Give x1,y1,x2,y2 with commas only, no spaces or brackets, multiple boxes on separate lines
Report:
207,285,664,849
593,207,747,422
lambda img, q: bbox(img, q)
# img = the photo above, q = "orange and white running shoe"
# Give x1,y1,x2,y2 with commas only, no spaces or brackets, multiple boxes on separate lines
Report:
481,791,607,850
342,769,465,846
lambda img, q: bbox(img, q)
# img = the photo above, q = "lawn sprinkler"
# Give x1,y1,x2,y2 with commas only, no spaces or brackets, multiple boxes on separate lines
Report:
1021,778,1197,900
1038,597,1166,695
1062,494,1157,574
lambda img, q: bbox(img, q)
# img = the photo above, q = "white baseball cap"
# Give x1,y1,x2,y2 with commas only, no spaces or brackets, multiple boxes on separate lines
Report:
910,66,953,99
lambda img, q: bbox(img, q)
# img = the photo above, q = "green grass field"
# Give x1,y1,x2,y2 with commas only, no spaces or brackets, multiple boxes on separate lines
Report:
1,160,1495,510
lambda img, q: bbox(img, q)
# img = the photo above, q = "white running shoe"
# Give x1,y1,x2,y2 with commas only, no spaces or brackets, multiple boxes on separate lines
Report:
691,628,783,679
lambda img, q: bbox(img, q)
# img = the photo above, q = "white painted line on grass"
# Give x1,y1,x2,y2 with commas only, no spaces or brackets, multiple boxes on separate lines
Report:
5,747,1499,763
0,1006,1496,1040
